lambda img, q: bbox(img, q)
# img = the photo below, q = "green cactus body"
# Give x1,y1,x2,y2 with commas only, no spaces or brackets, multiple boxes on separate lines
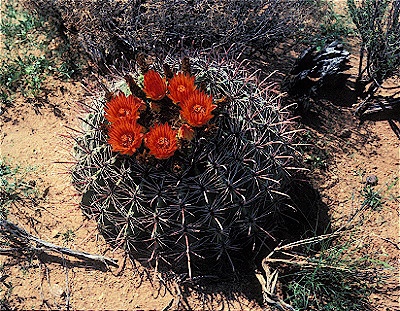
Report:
71,55,298,277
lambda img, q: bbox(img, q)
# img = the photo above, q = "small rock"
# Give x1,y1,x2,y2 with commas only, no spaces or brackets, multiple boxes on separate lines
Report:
366,175,378,186
339,129,351,138
51,284,65,297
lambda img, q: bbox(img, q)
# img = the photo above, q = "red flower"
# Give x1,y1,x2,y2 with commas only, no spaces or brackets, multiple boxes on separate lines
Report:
143,70,167,100
145,123,178,159
168,72,196,104
180,90,216,127
107,120,144,155
104,94,145,124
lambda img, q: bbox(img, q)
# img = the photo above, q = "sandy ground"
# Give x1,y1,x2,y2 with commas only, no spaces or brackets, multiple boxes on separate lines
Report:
0,5,399,308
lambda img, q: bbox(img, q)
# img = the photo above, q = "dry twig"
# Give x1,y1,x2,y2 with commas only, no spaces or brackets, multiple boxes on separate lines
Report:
0,219,118,267
256,261,296,311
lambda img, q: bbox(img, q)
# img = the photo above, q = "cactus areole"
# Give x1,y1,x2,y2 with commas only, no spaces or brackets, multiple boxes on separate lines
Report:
72,56,298,278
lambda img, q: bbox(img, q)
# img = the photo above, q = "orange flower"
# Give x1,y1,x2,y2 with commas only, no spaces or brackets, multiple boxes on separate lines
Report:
145,123,178,159
180,90,216,127
143,70,167,100
168,72,197,104
177,124,194,141
107,120,144,155
104,94,145,124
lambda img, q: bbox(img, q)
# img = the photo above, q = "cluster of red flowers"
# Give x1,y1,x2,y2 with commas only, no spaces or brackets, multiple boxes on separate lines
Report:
104,69,216,159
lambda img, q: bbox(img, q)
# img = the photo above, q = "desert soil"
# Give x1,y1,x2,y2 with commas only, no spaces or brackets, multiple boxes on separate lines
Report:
0,9,399,311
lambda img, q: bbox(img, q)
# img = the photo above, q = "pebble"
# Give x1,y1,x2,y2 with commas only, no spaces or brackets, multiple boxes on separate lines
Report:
366,175,378,186
51,284,65,297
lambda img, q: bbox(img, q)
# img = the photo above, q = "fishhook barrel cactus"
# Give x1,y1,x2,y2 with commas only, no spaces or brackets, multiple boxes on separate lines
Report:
71,52,300,278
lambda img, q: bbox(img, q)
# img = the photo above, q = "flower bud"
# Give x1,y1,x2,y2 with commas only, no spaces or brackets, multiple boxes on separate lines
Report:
178,124,195,141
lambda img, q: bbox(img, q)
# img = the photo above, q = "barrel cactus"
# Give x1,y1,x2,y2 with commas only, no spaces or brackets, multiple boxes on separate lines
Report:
71,53,299,278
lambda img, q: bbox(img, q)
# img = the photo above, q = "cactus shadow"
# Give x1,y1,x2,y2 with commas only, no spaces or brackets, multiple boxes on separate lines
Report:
281,177,331,241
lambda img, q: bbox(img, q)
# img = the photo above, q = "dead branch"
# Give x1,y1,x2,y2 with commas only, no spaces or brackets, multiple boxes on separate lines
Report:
262,257,372,273
0,219,118,267
255,261,296,311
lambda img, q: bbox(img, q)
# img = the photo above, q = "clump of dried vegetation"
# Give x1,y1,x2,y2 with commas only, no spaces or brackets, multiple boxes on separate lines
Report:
27,0,316,71
348,0,400,96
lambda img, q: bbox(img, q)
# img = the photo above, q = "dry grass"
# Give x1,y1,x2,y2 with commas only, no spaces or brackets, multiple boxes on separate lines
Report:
26,0,317,71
